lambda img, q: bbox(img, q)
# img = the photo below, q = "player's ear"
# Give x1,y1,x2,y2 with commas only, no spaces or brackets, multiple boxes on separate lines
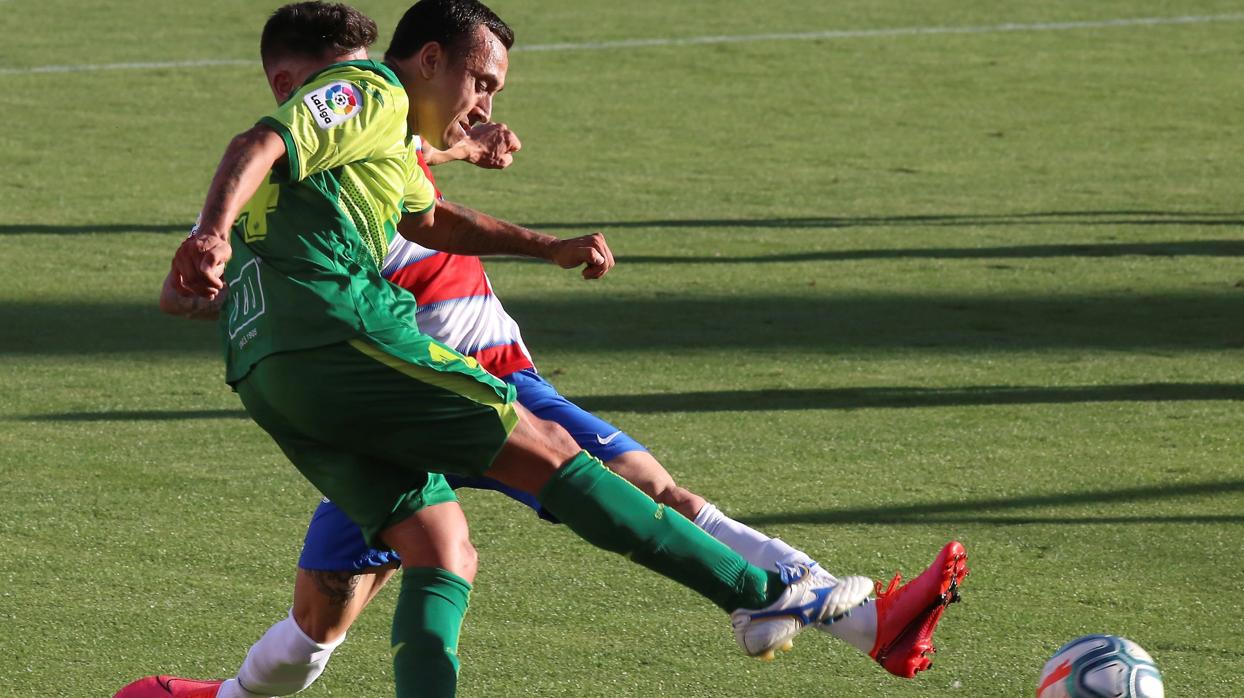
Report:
269,69,295,103
416,41,444,80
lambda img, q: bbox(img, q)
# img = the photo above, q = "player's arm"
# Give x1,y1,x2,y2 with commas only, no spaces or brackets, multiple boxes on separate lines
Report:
423,122,521,169
169,126,287,299
398,202,614,280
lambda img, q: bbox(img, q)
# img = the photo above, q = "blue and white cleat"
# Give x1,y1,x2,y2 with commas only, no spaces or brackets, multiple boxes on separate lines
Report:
807,564,870,625
731,563,873,660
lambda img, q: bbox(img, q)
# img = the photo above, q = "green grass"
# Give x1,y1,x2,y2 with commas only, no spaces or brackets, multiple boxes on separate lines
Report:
2,1,1243,696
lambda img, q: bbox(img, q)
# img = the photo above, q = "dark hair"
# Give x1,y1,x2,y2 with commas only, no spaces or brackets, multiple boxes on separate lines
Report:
260,2,379,68
385,0,514,63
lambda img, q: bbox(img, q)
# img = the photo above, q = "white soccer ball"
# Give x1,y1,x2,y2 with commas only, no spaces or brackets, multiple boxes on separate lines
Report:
1037,634,1164,698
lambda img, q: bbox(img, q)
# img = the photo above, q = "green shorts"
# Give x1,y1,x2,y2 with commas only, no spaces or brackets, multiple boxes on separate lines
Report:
236,334,520,545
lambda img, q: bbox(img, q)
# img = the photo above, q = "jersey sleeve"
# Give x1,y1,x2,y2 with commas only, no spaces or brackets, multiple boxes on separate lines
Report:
259,66,405,182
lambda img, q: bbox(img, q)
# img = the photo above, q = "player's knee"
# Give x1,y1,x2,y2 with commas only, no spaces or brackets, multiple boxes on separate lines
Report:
528,413,580,457
456,538,479,583
489,412,582,493
509,405,578,457
637,472,675,502
392,534,477,582
644,481,700,518
633,459,706,518
606,452,708,519
606,452,674,498
432,534,477,582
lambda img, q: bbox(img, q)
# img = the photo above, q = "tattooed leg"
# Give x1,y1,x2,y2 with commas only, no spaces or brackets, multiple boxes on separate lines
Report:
292,564,398,643
224,566,397,697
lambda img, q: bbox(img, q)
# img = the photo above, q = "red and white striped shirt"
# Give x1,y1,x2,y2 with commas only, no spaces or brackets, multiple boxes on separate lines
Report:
381,137,535,378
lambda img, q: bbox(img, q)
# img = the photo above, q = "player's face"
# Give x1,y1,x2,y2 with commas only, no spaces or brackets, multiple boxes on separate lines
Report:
416,26,508,149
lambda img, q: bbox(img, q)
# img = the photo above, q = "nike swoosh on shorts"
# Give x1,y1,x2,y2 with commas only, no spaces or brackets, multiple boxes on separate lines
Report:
596,431,622,445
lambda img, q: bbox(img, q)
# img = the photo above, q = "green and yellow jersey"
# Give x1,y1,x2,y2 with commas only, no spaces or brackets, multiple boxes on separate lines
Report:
220,60,437,384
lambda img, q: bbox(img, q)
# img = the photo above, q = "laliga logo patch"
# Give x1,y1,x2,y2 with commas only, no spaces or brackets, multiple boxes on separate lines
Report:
304,81,363,129
326,83,359,115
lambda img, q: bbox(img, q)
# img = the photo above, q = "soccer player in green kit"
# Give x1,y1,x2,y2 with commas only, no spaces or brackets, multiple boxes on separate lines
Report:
166,3,884,695
122,5,968,696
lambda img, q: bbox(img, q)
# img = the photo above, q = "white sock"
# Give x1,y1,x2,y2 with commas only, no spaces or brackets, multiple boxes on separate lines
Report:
693,502,879,654
692,502,823,576
216,679,263,698
823,600,878,654
217,610,345,698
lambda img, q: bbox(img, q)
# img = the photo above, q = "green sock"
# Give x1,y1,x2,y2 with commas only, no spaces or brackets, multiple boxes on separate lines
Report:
391,567,471,698
539,451,783,612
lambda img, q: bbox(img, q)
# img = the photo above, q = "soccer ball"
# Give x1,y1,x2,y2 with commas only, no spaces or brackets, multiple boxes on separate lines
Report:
1036,634,1164,697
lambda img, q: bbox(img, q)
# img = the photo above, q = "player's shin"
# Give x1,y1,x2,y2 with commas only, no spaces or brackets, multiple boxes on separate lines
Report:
537,452,783,612
391,568,471,698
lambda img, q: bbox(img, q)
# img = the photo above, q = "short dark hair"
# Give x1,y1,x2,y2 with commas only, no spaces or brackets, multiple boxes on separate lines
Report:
385,0,514,63
260,2,379,68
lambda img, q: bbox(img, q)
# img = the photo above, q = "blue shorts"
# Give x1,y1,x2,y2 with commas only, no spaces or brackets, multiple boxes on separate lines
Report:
297,367,646,571
506,368,647,461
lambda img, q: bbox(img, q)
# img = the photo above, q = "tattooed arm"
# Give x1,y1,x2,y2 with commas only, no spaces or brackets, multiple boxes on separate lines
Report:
397,200,615,280
169,125,287,299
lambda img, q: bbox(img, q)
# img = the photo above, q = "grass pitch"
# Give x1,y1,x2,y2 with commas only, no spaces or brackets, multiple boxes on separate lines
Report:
2,1,1242,696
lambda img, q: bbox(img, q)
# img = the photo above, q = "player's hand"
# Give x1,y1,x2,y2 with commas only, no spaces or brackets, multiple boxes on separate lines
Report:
550,232,614,280
170,232,231,299
461,122,521,169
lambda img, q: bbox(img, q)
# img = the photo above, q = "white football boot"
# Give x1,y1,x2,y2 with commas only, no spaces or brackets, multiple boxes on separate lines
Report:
731,563,873,660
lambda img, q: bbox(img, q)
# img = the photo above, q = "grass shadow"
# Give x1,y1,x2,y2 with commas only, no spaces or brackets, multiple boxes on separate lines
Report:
4,290,1243,355
24,408,246,421
741,480,1244,527
0,300,216,355
572,383,1244,413
605,239,1244,264
5,211,1240,238
0,224,188,235
523,210,1244,232
503,292,1244,354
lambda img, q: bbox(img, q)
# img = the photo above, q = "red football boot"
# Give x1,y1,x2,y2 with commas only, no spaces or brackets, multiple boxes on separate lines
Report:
114,675,222,698
869,540,969,678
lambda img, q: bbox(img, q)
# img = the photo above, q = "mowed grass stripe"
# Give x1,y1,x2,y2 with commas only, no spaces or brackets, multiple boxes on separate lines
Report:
4,0,1243,695
3,13,1243,75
